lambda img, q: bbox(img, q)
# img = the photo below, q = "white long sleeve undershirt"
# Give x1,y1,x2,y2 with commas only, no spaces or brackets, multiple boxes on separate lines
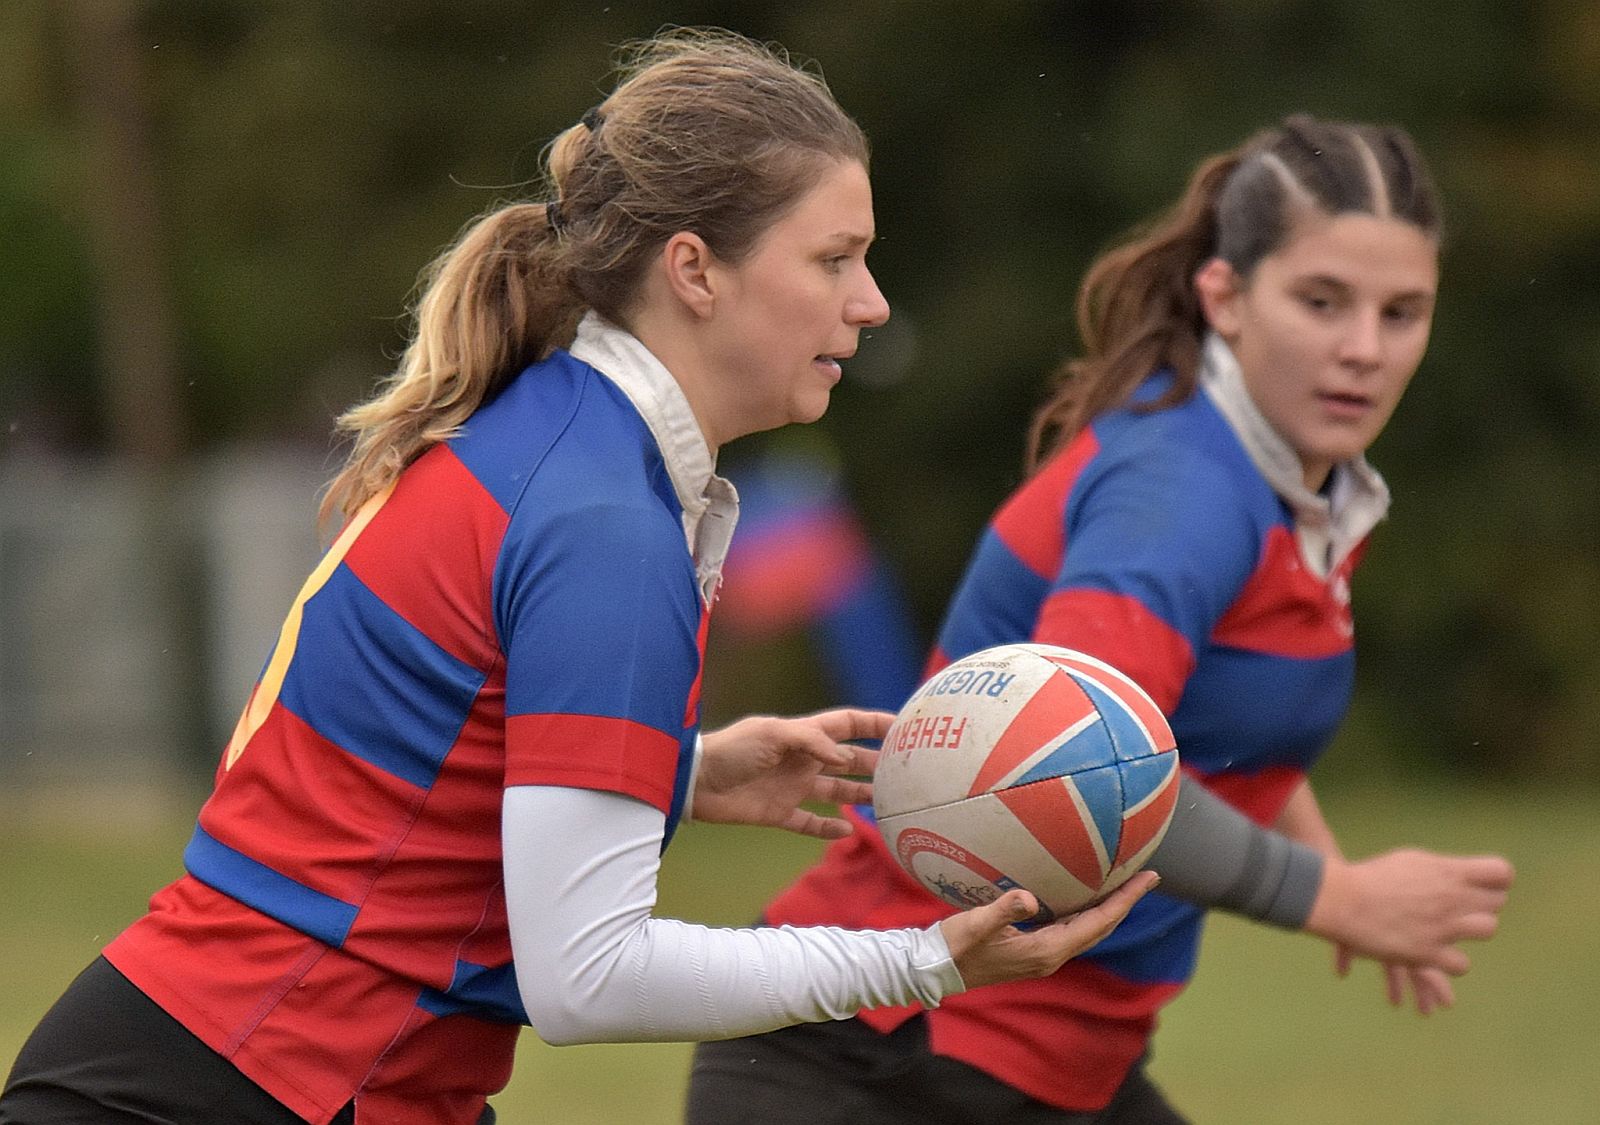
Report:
502,785,964,1046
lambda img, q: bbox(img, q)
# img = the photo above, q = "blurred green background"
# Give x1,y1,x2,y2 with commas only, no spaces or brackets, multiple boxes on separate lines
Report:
4,0,1597,780
4,784,1597,1122
2,0,1597,1120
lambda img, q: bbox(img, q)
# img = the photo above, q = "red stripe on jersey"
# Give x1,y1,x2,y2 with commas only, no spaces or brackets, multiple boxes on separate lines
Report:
1191,763,1305,825
505,712,681,813
199,704,429,904
356,1005,518,1125
1035,588,1194,713
991,434,1098,580
344,678,511,981
924,960,1184,1111
1211,525,1356,659
343,444,509,671
683,606,710,727
106,878,431,1124
450,882,513,972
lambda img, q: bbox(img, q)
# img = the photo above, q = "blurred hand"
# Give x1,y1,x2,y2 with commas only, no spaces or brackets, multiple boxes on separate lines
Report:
692,709,887,839
1333,946,1457,1015
942,872,1161,990
1306,848,1514,980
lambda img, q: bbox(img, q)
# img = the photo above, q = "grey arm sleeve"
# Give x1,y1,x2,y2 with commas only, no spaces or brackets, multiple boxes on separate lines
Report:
1145,776,1324,929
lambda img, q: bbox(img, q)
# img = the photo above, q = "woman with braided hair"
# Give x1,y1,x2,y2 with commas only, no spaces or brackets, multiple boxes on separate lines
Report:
0,30,1153,1125
686,114,1514,1124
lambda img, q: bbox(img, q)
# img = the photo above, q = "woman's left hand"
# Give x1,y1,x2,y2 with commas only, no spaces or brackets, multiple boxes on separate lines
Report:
692,709,888,839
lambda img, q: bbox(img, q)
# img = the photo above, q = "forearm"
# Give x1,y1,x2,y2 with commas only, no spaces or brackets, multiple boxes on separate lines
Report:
503,785,962,1046
1273,778,1342,857
1146,774,1324,929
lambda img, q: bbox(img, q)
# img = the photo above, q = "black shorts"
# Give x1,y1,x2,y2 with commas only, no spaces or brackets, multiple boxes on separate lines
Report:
684,1014,1188,1125
0,957,495,1125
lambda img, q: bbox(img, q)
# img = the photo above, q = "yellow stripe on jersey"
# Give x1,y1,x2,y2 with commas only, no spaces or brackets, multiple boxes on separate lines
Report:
223,483,397,771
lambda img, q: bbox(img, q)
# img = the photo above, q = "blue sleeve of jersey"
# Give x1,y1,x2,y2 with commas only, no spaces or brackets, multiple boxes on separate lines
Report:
1060,442,1263,656
494,498,701,738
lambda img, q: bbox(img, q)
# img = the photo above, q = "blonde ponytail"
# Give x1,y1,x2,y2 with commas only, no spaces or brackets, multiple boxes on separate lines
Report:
320,202,577,525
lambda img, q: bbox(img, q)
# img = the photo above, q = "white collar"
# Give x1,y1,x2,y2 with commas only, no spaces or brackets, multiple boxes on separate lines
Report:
568,311,739,600
570,312,720,518
1199,332,1390,575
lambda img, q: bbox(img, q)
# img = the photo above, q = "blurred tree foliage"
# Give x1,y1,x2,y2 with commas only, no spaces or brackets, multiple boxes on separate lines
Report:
2,0,1596,779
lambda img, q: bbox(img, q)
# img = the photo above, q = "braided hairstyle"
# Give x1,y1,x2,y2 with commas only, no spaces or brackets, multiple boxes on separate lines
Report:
1025,114,1442,471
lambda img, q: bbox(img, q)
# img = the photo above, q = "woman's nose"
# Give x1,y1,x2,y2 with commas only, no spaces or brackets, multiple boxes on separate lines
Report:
849,268,891,327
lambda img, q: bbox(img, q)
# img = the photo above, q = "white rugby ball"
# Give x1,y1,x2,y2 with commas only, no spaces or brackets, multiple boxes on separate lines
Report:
874,643,1179,921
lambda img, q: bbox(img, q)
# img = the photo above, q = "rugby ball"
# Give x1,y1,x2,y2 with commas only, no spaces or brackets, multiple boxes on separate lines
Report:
874,643,1179,921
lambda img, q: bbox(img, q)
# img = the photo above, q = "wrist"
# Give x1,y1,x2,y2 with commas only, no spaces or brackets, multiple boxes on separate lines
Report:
1303,854,1354,940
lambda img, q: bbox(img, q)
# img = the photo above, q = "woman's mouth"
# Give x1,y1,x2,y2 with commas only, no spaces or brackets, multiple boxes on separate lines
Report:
814,355,844,379
1318,390,1374,420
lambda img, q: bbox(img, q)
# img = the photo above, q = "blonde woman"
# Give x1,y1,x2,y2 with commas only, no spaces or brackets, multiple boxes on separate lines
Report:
0,31,1152,1125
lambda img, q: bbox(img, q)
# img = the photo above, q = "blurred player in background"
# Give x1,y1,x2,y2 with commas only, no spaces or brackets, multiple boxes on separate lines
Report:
686,114,1515,1125
0,29,1156,1125
716,438,924,714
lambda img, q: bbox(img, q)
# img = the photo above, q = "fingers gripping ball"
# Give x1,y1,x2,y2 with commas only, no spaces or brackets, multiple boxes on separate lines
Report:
874,644,1179,922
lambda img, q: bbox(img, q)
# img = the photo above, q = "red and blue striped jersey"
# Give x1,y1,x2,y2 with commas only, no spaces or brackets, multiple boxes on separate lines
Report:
767,367,1377,1111
105,339,713,1124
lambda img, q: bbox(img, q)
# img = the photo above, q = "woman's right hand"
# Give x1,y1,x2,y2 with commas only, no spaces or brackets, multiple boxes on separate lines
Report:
940,871,1161,990
1305,848,1514,976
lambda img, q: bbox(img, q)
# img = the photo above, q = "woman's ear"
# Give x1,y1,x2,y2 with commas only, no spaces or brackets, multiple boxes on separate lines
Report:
659,231,719,319
1193,257,1243,340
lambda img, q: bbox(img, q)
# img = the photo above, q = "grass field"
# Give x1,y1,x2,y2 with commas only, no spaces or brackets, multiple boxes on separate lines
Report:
3,781,1596,1123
